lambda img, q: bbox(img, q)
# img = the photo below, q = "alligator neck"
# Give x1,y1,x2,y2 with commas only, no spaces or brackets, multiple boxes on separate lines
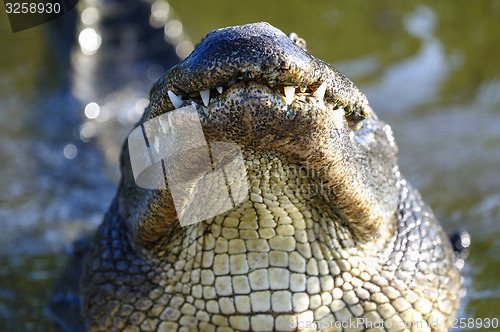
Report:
144,151,393,261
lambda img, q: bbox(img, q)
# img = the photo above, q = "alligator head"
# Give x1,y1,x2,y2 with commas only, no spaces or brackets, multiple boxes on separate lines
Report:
119,22,400,246
82,22,461,331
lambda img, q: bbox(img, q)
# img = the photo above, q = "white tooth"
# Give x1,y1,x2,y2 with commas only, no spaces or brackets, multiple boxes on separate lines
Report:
284,86,295,105
216,86,223,94
191,101,198,107
332,108,345,130
167,90,183,108
313,81,327,100
200,89,210,106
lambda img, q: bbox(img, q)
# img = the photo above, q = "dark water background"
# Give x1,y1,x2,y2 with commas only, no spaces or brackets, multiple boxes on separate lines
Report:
0,0,499,331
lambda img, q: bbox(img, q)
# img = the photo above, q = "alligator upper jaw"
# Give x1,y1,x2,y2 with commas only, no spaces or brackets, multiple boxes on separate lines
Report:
148,22,371,122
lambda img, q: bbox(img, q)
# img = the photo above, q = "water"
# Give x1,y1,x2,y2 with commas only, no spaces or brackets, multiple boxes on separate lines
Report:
0,0,499,330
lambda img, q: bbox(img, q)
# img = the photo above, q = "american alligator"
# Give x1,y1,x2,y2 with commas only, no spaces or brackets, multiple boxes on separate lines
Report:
73,22,462,331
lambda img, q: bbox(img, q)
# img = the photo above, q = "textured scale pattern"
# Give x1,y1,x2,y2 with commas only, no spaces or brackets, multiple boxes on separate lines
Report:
82,153,460,331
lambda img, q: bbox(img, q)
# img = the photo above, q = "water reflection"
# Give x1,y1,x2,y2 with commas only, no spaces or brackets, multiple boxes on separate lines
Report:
83,102,100,119
78,28,102,55
175,40,194,59
164,19,183,39
80,122,96,141
62,144,78,160
476,79,500,106
364,6,451,113
81,7,99,25
71,0,193,169
404,6,436,40
150,0,170,27
146,63,165,81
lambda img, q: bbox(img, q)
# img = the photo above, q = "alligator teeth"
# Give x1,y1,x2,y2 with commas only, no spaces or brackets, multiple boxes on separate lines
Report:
332,108,345,130
313,81,327,100
191,101,198,107
284,86,295,105
216,86,223,94
167,90,183,108
200,89,210,106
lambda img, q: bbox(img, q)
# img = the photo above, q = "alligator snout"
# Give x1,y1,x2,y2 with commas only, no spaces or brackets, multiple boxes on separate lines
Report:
149,22,369,119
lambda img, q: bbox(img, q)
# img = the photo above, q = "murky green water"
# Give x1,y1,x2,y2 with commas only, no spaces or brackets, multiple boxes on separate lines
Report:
1,0,499,331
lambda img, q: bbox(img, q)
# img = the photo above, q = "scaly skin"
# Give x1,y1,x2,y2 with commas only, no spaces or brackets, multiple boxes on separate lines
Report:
81,23,461,331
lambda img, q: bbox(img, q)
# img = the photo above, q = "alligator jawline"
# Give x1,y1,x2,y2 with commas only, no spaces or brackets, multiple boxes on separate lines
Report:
162,79,363,130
